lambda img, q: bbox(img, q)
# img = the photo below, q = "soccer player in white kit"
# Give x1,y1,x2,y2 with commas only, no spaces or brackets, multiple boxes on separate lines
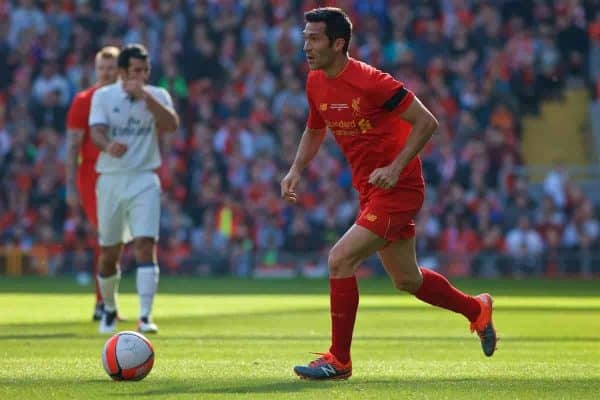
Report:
89,44,179,334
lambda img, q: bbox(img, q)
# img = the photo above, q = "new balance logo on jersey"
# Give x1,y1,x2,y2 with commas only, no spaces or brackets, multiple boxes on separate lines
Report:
321,365,337,376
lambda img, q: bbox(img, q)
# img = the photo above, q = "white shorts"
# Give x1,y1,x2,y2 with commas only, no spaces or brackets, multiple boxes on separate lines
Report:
96,171,161,246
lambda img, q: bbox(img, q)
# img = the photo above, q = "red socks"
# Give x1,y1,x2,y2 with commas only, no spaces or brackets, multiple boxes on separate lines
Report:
328,276,358,364
327,269,479,364
414,267,481,322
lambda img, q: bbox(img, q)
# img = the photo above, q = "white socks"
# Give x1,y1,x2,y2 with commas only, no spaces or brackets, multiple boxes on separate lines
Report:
97,271,121,312
136,264,159,319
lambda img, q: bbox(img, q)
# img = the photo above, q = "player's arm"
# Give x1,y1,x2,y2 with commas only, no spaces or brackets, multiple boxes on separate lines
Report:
123,81,179,132
391,97,438,172
142,89,179,132
65,96,86,208
90,125,127,158
369,96,438,189
290,127,327,173
65,129,83,207
281,127,326,203
89,90,127,157
282,77,327,203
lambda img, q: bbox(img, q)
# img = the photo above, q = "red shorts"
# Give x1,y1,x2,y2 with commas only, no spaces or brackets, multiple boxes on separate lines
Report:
355,185,424,243
77,164,99,229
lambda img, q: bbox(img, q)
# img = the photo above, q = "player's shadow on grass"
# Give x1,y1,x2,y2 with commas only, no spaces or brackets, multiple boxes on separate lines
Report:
117,376,599,397
4,276,600,297
115,378,354,397
0,333,76,340
4,302,599,333
2,332,599,343
158,334,600,343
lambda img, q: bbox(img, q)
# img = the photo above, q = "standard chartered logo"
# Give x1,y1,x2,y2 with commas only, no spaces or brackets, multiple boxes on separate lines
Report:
325,118,372,136
111,117,153,137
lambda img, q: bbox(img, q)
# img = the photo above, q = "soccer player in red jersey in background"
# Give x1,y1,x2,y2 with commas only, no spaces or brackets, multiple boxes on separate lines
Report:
66,46,120,321
281,8,498,380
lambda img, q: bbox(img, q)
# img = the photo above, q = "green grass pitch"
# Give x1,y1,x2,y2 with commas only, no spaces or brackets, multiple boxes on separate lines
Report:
1,277,599,399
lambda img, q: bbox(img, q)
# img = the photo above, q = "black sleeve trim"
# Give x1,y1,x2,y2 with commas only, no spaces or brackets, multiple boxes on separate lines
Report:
382,87,409,112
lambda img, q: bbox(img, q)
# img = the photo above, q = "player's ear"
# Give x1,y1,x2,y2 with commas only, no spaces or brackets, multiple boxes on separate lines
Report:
333,38,346,53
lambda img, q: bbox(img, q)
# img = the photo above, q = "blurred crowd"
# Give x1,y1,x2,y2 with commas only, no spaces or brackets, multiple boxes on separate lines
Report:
0,0,599,279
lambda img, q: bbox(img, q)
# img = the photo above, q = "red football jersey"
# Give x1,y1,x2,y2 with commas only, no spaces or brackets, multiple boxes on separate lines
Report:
306,58,424,199
66,85,100,168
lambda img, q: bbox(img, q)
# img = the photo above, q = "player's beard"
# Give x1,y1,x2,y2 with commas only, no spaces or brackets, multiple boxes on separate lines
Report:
313,51,334,71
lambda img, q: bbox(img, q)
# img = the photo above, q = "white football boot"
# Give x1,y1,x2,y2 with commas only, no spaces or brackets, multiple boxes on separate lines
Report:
137,317,158,334
99,310,118,334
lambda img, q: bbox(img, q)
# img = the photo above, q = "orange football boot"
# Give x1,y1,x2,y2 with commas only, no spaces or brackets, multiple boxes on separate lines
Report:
294,352,352,380
470,293,498,357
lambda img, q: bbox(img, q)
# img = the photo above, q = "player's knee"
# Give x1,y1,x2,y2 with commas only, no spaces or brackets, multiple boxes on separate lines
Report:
392,272,422,293
327,247,356,278
133,237,156,263
98,247,120,276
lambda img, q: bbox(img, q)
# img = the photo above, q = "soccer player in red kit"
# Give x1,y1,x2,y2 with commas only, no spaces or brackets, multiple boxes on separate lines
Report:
66,46,120,321
282,8,497,380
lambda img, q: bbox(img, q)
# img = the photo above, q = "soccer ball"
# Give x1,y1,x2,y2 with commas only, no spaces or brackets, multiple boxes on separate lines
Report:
102,331,155,381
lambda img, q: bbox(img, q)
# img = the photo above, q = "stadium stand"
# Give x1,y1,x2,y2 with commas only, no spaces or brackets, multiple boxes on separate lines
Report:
0,0,598,278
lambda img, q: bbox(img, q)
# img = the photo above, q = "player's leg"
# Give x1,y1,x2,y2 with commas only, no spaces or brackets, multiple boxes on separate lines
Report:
378,235,497,357
92,245,103,320
133,237,159,333
97,243,123,333
96,174,127,334
294,224,386,380
98,243,123,311
77,170,104,320
128,172,161,334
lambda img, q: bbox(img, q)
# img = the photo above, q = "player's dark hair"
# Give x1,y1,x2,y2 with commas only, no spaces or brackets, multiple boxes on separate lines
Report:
117,43,149,69
305,7,352,53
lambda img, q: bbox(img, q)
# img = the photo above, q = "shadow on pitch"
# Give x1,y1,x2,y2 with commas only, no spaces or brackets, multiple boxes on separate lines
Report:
0,333,77,340
3,302,599,333
114,376,599,397
156,334,600,343
2,330,599,343
3,276,600,297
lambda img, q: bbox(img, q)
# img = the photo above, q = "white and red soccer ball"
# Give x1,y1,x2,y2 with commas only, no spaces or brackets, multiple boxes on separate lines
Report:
102,331,154,381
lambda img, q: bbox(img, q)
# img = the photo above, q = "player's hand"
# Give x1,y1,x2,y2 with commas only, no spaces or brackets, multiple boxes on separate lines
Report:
369,165,400,190
123,79,146,99
281,168,301,204
66,184,79,209
106,141,128,158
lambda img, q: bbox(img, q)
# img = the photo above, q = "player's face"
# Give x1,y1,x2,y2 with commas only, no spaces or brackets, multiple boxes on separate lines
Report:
95,57,118,86
303,22,336,70
122,58,150,82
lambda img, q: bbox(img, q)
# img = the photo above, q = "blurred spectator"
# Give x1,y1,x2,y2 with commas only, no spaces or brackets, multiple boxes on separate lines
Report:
8,0,47,47
472,225,507,278
544,161,568,208
506,216,544,276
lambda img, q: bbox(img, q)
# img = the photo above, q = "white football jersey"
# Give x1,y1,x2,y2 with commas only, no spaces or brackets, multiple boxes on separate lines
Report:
89,81,174,174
